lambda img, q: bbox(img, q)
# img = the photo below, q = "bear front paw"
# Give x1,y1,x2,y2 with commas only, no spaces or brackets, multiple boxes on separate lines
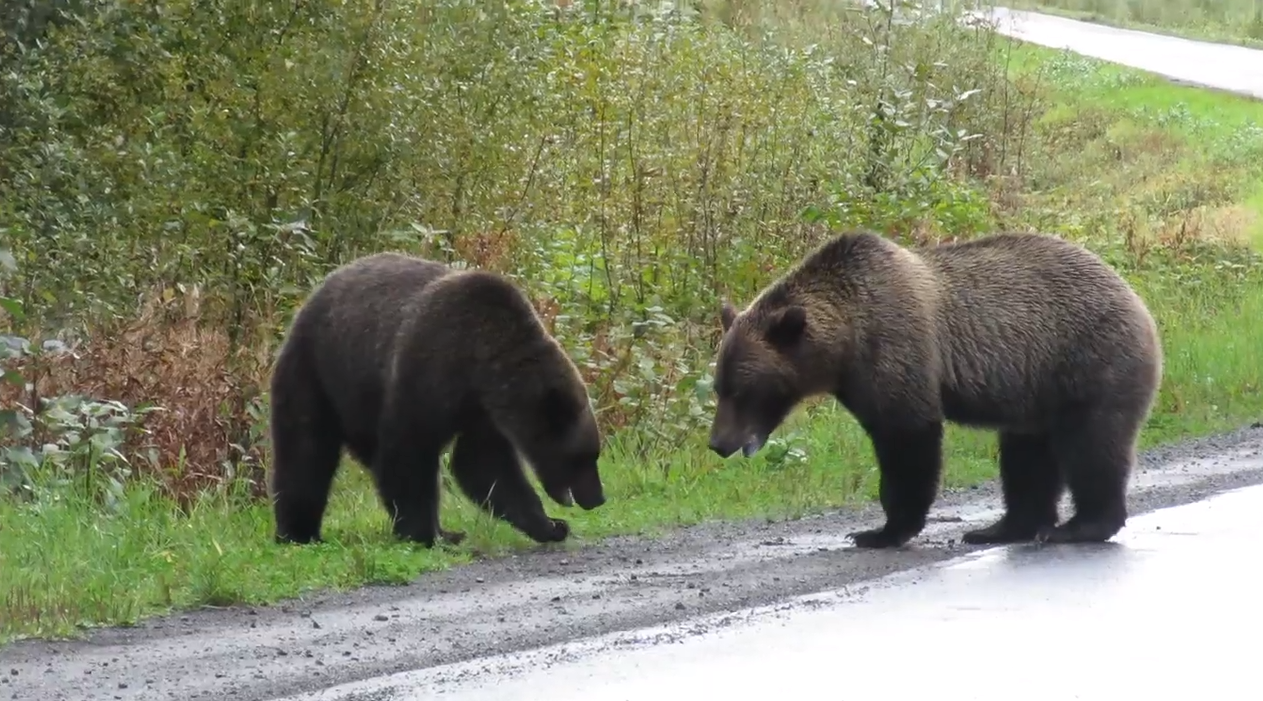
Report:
546,517,571,542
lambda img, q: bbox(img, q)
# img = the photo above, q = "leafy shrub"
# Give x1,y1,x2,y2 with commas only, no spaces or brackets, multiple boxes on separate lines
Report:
1,0,1029,499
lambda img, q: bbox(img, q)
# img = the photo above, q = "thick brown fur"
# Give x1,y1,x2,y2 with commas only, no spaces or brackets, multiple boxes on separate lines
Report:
268,252,606,548
709,230,1163,549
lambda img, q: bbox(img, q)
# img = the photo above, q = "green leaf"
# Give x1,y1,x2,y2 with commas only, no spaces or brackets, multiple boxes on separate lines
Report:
0,297,22,322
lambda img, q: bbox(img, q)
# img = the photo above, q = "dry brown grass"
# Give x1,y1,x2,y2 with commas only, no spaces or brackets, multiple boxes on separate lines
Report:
1,288,272,505
451,228,521,274
1152,205,1255,249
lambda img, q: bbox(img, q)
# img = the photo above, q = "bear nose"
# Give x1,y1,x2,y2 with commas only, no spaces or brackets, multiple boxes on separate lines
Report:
708,437,737,459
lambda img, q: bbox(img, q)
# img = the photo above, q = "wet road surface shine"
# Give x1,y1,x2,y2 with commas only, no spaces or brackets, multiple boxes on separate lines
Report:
284,483,1263,701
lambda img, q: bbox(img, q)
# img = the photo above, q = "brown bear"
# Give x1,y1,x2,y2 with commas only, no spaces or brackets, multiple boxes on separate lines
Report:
267,252,606,548
708,230,1162,549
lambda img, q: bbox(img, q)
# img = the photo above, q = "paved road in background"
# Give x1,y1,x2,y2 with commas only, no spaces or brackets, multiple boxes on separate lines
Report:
979,7,1263,99
3,8,1263,701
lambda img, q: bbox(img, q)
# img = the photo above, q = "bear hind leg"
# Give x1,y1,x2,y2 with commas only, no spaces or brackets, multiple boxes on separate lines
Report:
1038,409,1134,544
849,422,944,549
962,431,1063,545
449,417,570,545
269,353,343,545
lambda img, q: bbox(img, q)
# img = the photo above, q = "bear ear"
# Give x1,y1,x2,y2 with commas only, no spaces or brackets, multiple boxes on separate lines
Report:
765,305,807,347
720,301,737,332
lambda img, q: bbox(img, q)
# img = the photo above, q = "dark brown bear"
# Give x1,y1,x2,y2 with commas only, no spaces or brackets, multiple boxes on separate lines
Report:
267,252,606,548
708,230,1162,549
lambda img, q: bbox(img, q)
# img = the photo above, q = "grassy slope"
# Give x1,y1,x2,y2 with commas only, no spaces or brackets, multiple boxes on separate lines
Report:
4,43,1263,643
1001,43,1263,249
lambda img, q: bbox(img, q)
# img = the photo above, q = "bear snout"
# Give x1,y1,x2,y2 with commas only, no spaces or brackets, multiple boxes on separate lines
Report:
741,435,766,457
708,436,737,458
571,469,606,510
708,427,747,458
709,400,750,458
709,434,766,458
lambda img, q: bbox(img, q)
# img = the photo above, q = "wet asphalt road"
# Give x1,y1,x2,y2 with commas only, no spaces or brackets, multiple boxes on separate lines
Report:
277,479,1263,701
4,9,1263,701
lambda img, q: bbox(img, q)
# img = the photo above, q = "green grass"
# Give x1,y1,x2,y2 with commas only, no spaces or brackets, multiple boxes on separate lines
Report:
1000,42,1263,249
1006,0,1263,50
5,38,1263,645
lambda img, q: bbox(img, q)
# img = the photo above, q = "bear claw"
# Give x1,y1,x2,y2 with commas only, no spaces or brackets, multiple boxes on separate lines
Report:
547,518,571,542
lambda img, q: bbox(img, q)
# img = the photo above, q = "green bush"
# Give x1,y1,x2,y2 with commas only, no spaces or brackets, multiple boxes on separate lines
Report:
1,0,1027,494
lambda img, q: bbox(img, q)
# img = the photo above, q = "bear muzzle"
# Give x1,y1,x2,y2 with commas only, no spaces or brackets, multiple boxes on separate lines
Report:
741,435,766,457
708,432,766,459
570,468,606,510
542,470,606,510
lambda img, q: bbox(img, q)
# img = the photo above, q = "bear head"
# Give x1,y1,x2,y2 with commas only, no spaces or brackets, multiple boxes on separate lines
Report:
708,298,810,459
504,376,606,511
